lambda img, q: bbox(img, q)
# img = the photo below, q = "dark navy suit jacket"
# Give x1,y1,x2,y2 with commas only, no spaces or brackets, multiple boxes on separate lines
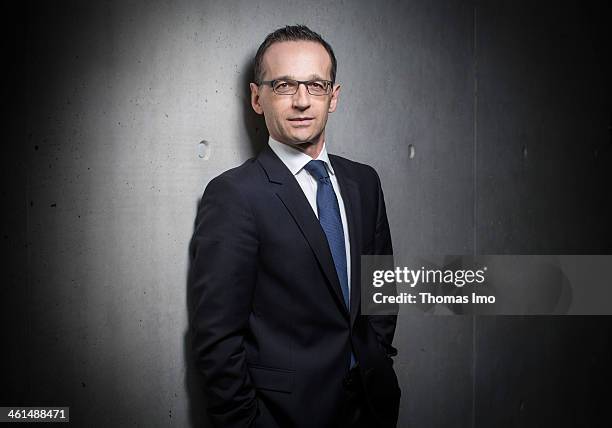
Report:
188,145,400,428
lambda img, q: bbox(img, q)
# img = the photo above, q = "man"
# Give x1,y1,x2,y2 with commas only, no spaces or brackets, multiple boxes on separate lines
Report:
188,25,400,428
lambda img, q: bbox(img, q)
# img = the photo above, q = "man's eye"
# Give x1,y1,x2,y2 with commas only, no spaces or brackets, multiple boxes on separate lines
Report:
275,82,289,88
310,82,324,89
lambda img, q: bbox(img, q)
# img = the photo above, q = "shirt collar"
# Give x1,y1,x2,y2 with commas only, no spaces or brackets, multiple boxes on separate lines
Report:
268,137,335,176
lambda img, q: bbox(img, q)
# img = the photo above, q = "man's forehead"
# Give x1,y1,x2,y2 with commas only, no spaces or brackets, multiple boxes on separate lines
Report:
262,40,332,78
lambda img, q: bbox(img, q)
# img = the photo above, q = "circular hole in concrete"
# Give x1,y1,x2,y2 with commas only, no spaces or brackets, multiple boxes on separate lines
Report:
408,144,415,160
198,140,211,160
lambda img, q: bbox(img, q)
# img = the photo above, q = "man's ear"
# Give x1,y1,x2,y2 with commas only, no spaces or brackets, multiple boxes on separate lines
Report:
328,83,341,113
250,83,264,115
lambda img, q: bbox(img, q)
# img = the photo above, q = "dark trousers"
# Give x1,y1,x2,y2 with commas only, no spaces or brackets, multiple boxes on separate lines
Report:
337,365,376,428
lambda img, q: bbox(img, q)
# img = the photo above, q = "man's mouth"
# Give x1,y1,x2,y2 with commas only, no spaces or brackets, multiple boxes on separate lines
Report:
288,117,314,125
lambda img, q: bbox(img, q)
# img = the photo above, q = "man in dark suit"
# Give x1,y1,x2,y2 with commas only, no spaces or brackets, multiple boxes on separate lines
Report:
188,25,400,428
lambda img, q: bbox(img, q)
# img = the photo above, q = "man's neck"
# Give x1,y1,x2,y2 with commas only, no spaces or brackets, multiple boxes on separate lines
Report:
293,140,324,159
274,134,326,159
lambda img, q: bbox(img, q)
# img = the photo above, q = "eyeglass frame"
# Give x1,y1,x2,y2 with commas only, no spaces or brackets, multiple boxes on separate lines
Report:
258,78,334,96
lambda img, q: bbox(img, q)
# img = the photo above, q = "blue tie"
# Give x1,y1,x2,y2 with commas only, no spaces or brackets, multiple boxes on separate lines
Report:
304,160,355,368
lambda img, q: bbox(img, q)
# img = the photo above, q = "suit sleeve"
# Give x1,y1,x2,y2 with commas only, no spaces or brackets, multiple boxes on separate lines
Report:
367,167,399,358
188,175,259,428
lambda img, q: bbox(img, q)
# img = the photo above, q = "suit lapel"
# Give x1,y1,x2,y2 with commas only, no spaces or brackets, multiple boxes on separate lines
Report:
330,155,363,328
257,146,349,319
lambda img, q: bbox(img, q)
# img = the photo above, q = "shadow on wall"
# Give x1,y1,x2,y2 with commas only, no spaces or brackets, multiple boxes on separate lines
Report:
241,52,269,157
184,56,268,428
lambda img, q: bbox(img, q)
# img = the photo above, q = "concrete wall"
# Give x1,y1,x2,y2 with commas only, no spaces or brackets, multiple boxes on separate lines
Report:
474,2,612,426
3,0,611,426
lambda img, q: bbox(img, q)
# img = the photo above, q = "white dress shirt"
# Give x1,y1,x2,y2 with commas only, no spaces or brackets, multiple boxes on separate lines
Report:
268,137,352,296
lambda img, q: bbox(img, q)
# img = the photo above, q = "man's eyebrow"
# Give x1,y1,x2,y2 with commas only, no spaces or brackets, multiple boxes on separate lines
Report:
305,74,327,81
269,75,295,81
270,74,329,81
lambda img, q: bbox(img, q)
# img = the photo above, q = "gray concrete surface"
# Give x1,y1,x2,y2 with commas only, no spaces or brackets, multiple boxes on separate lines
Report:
2,0,611,426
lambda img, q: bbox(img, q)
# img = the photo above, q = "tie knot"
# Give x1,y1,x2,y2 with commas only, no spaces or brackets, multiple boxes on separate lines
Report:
304,160,329,180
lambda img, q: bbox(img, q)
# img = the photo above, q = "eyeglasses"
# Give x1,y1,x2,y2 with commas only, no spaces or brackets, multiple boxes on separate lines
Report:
259,79,333,96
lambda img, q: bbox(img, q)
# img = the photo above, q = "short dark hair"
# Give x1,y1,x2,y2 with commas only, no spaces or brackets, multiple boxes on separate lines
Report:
253,25,337,84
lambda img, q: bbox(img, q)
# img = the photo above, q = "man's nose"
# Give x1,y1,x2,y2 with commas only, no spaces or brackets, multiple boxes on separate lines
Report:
292,82,311,109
